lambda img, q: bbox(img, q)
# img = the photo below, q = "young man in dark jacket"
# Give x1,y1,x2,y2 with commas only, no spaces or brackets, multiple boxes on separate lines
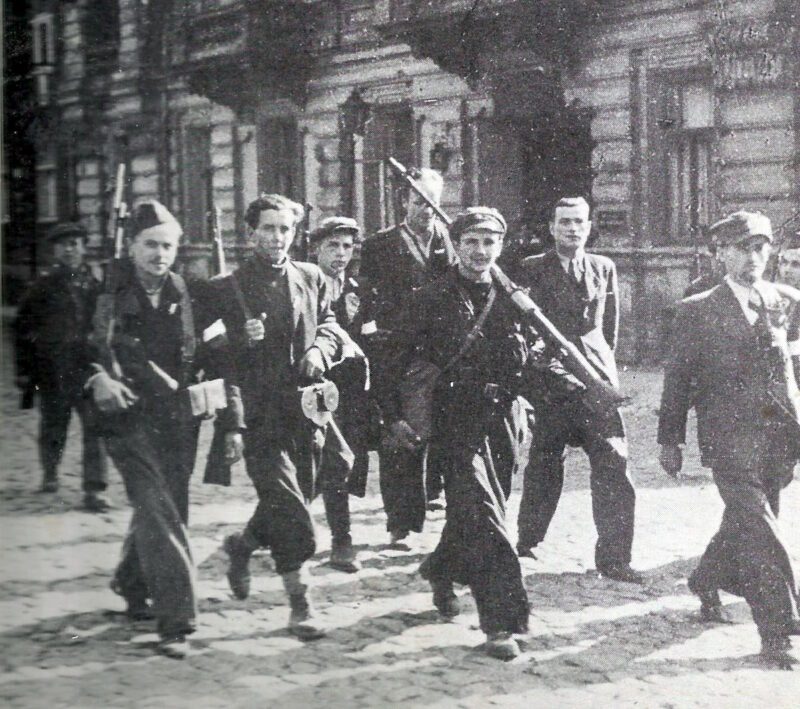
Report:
15,222,110,511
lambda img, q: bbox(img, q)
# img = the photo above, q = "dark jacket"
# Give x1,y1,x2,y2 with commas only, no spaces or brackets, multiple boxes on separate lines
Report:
15,263,102,394
209,257,344,430
658,281,800,471
517,249,620,388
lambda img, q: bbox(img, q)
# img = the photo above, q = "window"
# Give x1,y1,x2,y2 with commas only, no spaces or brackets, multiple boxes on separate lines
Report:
31,13,55,106
35,142,58,223
648,73,715,246
182,125,211,242
256,117,301,201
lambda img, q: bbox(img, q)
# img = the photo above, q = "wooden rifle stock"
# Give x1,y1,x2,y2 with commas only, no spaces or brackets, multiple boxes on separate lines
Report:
386,156,627,415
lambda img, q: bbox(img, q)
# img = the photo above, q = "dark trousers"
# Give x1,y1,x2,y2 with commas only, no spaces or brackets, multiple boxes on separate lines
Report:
423,424,529,636
105,414,197,637
241,420,323,575
39,389,107,491
517,402,635,569
379,446,426,535
320,419,354,547
690,464,799,641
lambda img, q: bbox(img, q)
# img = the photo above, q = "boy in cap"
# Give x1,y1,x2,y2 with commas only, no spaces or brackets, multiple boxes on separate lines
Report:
309,216,367,573
392,207,533,659
87,199,220,658
14,222,110,511
659,210,800,668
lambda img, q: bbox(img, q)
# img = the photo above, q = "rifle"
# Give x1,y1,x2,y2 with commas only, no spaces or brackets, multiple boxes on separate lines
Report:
386,157,627,416
89,165,179,428
291,202,314,261
210,205,226,276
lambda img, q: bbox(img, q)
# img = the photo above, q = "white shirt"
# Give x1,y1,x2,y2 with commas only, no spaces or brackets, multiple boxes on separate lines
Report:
725,276,760,326
323,272,345,304
557,249,586,279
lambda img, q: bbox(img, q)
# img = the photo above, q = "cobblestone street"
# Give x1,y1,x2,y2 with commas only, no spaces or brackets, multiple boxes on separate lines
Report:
1,330,799,707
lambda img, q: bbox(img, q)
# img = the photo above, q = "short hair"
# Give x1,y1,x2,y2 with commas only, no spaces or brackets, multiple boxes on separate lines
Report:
245,193,304,230
551,197,591,222
399,167,443,201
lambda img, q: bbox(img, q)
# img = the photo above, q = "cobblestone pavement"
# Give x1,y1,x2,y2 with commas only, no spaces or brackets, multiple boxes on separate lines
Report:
1,334,799,707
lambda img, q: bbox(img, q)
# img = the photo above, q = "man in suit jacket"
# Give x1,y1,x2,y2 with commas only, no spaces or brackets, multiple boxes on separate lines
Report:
358,167,456,545
659,211,800,668
515,197,642,583
14,222,110,510
212,194,346,640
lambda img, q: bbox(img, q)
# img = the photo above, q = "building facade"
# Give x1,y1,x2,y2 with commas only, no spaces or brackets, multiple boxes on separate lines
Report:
3,0,799,361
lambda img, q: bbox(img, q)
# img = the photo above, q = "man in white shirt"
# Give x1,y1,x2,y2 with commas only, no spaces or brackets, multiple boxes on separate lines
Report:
659,211,800,668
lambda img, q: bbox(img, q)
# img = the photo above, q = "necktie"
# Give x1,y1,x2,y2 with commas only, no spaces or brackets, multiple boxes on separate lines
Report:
569,259,581,283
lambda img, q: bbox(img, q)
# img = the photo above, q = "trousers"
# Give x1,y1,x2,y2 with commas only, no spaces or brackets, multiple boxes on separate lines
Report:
379,446,427,535
39,389,107,491
517,402,635,569
423,419,529,636
690,464,799,640
241,419,323,574
105,413,197,637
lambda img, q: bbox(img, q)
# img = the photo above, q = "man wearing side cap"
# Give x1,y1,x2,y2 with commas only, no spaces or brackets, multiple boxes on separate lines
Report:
211,194,346,640
14,222,110,511
659,211,800,668
309,216,369,573
392,207,532,660
515,197,642,584
359,167,456,546
86,200,219,658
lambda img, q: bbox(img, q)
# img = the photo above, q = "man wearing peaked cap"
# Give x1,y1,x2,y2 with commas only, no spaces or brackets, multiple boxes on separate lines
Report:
389,205,539,659
659,209,800,668
14,221,110,509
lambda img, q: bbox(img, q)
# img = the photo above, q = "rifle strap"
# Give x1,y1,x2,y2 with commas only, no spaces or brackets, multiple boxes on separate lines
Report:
230,271,253,321
442,284,497,374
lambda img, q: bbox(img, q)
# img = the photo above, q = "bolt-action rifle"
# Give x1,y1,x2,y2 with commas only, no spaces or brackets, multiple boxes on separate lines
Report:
88,165,179,428
386,156,627,417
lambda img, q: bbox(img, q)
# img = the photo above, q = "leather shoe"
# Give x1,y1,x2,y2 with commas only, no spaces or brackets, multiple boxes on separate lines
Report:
388,530,411,550
83,491,113,513
288,594,327,640
789,619,800,635
157,635,190,659
699,603,734,624
329,542,361,574
431,580,460,619
760,636,796,670
484,632,520,660
597,564,644,584
223,534,251,600
517,545,538,560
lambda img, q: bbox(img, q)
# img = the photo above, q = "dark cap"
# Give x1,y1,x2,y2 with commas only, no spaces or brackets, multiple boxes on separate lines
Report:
309,216,360,246
128,199,183,238
708,211,772,247
47,222,88,243
450,207,507,240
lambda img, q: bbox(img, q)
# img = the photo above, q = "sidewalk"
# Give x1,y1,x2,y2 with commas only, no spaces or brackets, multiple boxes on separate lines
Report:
0,366,798,708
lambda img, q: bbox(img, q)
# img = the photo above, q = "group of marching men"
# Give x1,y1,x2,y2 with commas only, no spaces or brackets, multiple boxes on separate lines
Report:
14,165,800,666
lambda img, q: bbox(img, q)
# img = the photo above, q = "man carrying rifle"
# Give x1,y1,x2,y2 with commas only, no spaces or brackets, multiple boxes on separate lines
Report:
14,222,110,511
393,207,532,660
359,167,456,546
515,197,643,584
87,201,228,658
213,194,346,639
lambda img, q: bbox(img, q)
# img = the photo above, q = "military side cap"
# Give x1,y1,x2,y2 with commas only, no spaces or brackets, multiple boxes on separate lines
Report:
450,207,507,240
309,216,360,245
129,199,183,238
47,222,88,243
708,210,772,246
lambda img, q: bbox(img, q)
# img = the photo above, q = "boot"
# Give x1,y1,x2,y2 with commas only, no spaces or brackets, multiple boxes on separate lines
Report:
329,539,361,573
223,533,252,600
484,632,520,661
760,636,796,670
282,568,326,640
